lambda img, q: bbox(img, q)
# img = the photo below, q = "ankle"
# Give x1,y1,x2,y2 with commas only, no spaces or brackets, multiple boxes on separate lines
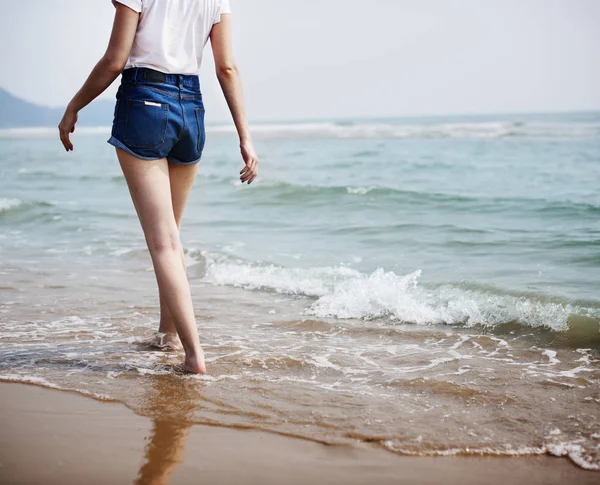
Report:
183,348,206,374
183,343,204,360
158,321,176,335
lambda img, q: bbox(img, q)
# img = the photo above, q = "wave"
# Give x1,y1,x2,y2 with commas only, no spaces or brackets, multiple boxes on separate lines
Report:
4,119,597,140
0,374,116,402
0,197,56,216
207,120,600,140
0,197,24,212
0,198,60,226
382,440,599,471
198,251,600,334
198,250,356,297
241,180,600,215
0,126,111,138
17,168,127,184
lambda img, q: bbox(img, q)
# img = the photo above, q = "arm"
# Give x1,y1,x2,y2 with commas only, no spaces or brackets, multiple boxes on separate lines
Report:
210,14,258,184
58,4,140,151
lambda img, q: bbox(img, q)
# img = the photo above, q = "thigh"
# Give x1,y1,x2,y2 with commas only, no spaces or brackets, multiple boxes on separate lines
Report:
168,162,200,229
116,148,179,248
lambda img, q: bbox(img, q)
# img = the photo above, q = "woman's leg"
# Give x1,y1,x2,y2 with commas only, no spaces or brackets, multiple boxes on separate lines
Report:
157,161,200,345
153,248,187,349
116,148,205,374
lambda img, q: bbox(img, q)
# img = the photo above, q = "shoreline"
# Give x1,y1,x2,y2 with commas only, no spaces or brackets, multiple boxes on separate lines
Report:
0,382,597,485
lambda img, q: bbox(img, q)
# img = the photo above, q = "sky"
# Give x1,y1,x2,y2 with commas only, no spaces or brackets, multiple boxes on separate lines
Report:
0,0,599,122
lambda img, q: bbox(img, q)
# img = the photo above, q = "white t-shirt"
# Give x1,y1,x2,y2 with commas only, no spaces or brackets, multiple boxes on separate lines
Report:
113,0,231,75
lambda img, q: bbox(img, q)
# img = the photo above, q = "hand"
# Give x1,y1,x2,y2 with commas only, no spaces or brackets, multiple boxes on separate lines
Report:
239,139,258,184
58,107,78,152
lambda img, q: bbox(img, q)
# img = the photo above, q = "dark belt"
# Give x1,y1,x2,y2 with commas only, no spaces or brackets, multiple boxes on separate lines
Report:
123,67,170,84
121,67,201,91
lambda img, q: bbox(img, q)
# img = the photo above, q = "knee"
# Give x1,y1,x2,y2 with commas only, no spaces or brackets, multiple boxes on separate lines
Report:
146,234,181,255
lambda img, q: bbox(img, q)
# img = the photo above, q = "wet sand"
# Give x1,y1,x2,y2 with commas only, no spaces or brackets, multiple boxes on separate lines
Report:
0,382,596,485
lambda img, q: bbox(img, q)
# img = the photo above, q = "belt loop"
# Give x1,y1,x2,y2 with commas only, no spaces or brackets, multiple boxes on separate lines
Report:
134,67,140,84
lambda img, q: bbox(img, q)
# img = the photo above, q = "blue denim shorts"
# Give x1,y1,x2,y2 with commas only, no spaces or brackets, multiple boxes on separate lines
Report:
107,67,206,165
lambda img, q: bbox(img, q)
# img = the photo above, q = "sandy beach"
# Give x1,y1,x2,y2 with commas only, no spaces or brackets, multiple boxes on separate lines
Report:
0,382,596,485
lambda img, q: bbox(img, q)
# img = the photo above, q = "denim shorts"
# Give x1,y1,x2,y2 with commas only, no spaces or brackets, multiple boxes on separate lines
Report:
107,67,206,165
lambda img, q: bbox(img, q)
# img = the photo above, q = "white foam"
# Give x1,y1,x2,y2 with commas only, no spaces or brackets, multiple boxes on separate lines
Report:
202,251,360,297
542,350,561,365
0,197,23,212
307,268,584,330
0,374,114,401
346,186,375,195
546,441,600,471
200,254,599,330
1,120,597,140
204,120,600,140
382,440,546,457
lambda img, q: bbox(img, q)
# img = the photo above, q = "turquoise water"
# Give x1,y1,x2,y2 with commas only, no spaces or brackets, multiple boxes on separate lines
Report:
1,112,599,469
3,113,599,324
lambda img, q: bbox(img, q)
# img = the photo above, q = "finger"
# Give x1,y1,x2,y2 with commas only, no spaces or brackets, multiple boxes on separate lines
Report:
246,160,257,176
60,130,73,151
65,130,73,150
240,157,258,180
241,160,254,178
240,165,254,180
62,131,71,151
59,130,68,151
245,168,257,184
240,161,252,174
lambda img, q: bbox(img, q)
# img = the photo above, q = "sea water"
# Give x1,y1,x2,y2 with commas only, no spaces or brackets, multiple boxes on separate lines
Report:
1,112,599,469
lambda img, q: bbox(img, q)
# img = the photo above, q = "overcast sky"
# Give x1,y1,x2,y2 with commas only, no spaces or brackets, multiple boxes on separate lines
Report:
1,0,599,121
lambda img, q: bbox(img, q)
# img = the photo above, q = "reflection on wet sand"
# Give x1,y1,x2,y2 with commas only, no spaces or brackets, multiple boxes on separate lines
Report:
134,375,204,485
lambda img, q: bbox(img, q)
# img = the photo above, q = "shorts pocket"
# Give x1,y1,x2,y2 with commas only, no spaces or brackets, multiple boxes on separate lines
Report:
124,99,169,149
194,107,206,154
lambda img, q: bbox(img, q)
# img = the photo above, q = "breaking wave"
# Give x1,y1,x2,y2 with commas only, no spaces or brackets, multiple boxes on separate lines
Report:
198,251,600,334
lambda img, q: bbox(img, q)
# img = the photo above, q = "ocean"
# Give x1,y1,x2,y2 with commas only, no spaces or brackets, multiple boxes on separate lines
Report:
1,112,599,470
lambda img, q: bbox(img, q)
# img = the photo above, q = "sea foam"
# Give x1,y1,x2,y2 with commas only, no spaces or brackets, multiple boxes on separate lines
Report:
204,120,600,140
0,197,23,212
200,252,599,332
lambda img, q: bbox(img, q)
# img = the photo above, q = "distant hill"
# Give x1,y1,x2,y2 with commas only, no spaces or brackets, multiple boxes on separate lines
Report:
0,87,114,128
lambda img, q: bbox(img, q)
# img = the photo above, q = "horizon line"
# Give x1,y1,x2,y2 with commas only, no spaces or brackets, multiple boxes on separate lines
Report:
1,85,599,126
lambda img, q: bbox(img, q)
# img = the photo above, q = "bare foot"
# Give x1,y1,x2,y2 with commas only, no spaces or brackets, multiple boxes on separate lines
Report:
174,349,206,374
140,332,183,351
